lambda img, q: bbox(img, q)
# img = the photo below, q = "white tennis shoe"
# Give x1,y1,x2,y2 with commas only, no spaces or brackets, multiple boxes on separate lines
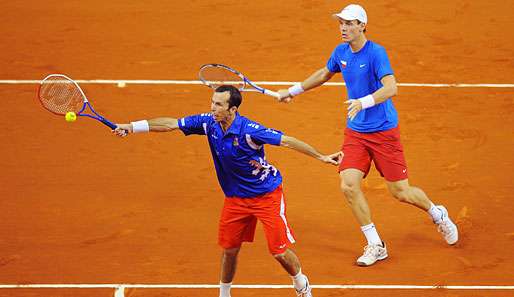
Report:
295,276,312,297
434,205,459,245
356,241,388,266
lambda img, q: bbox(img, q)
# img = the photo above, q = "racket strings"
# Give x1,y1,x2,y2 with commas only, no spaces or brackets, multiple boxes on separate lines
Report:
199,66,245,90
39,77,85,115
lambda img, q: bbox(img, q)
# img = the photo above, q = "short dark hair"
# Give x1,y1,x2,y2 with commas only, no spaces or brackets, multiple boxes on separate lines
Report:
215,85,242,109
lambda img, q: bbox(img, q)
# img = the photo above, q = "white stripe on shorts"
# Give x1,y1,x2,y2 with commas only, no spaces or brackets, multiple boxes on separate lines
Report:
279,193,295,244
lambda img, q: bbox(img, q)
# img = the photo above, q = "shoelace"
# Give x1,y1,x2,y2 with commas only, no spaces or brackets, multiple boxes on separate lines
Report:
433,207,447,224
363,244,381,256
296,285,310,296
437,221,454,236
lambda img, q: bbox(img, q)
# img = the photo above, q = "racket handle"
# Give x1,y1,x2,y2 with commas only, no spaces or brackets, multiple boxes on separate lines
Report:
263,89,280,99
100,118,118,130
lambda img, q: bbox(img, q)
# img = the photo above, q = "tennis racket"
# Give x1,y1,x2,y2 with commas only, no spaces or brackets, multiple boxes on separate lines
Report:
38,74,117,130
198,64,279,99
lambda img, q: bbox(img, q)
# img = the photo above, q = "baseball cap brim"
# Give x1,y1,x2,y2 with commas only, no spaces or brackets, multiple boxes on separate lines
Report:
332,11,365,23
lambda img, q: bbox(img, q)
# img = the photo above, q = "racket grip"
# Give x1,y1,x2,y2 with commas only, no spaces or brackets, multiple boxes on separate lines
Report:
100,118,118,130
263,89,280,99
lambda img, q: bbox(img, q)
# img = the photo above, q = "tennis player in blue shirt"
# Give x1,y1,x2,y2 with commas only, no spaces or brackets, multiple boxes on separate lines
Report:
113,85,342,297
277,4,458,267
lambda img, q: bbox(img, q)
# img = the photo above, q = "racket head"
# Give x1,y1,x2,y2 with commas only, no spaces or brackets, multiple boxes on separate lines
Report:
38,74,86,115
198,64,246,91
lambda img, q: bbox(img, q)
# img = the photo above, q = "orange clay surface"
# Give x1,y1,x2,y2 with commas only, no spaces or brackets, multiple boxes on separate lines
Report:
1,1,513,296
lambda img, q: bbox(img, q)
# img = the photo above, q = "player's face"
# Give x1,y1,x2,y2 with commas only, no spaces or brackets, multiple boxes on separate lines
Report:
211,91,235,122
338,19,364,42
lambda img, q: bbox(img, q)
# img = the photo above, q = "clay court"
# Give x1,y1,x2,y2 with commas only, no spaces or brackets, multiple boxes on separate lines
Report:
1,1,513,296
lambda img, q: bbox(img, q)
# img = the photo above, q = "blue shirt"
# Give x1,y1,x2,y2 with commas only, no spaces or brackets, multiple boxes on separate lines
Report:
178,113,283,198
326,40,398,132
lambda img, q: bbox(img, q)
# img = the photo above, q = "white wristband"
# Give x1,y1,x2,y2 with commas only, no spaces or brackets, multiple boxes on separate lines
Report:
288,83,304,97
131,120,150,133
358,95,375,109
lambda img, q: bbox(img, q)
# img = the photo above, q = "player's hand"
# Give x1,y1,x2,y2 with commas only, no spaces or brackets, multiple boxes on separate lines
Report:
345,99,362,121
277,89,293,103
320,151,344,166
113,124,132,137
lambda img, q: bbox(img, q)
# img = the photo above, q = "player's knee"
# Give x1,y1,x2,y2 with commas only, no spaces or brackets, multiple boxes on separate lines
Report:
340,180,361,199
223,247,240,258
391,188,411,203
272,251,287,261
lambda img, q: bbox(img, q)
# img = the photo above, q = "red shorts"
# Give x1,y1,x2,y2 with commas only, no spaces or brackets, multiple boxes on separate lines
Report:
339,127,408,182
218,185,295,255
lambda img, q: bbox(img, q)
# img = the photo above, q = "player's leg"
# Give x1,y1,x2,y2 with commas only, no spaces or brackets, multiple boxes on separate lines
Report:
340,169,387,266
386,178,431,210
386,179,459,245
339,128,387,266
273,249,312,297
254,186,312,297
370,127,458,245
219,246,240,297
218,197,257,297
340,168,371,225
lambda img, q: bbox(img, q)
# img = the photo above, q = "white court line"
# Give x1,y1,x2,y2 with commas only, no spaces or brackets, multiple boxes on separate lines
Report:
0,80,514,88
0,284,513,290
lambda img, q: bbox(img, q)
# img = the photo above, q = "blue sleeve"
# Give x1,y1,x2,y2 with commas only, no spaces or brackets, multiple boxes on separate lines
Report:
177,113,212,136
326,47,342,73
373,46,394,80
247,124,283,146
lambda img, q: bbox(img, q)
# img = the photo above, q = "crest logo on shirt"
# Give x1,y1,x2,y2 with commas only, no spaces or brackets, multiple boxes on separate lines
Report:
249,157,278,181
233,137,239,146
341,60,347,68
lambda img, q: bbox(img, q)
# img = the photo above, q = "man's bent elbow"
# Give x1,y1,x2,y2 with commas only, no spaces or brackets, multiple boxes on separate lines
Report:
280,135,294,148
390,84,398,97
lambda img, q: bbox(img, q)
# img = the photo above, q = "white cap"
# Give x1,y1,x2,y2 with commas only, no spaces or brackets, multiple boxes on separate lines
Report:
333,4,368,24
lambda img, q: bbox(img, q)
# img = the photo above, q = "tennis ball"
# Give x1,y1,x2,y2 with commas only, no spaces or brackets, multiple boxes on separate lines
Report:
65,111,77,122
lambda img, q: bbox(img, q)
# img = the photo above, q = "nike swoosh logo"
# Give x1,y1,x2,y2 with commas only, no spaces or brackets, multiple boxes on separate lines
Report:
360,64,366,68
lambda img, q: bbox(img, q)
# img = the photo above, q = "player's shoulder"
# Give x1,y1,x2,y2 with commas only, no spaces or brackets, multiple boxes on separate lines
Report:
183,112,214,124
239,115,264,131
366,40,387,53
196,112,214,120
239,115,282,137
334,42,351,53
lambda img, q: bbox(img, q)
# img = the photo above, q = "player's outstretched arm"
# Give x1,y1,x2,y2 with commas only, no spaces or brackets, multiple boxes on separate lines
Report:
277,67,336,103
113,117,179,137
280,135,342,165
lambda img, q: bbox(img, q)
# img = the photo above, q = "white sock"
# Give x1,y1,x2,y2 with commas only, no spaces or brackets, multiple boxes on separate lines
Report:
291,270,307,291
361,223,382,245
427,203,443,223
219,282,232,297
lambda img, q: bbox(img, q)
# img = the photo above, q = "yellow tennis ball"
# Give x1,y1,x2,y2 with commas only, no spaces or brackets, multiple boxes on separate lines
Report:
65,111,77,122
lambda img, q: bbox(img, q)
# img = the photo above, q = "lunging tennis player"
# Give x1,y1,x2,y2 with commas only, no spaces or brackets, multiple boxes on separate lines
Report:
113,86,342,297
